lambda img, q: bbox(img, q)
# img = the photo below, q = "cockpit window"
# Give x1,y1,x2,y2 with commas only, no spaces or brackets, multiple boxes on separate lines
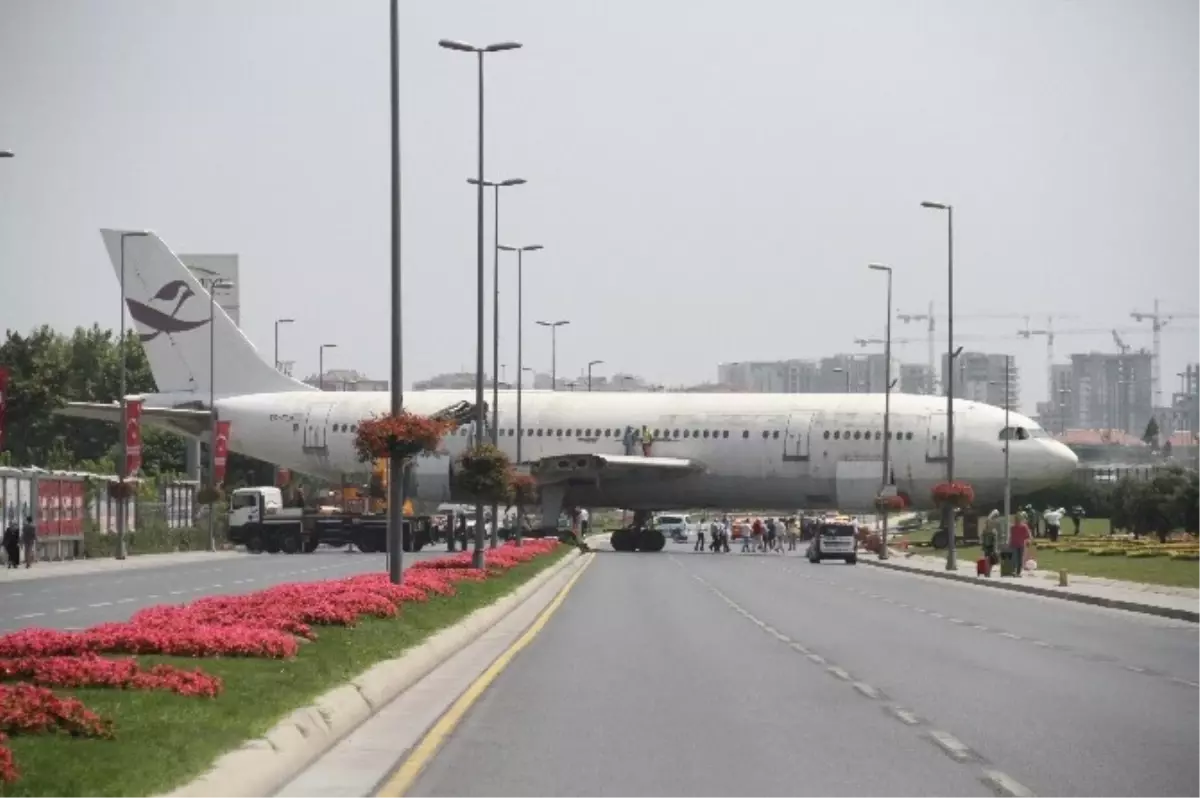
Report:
999,426,1031,441
1027,427,1049,438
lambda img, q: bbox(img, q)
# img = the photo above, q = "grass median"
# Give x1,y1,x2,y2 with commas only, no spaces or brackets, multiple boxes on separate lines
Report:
1,545,570,798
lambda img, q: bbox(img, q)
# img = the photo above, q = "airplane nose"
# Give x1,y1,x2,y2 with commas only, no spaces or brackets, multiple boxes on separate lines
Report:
1047,440,1079,480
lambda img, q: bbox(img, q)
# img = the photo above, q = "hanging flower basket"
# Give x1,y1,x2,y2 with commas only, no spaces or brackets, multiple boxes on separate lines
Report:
874,494,906,512
453,443,513,503
931,481,975,509
354,412,454,463
196,486,224,505
107,481,136,501
508,473,538,507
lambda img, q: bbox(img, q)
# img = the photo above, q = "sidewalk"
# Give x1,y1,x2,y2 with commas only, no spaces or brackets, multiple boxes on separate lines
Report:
0,550,247,583
864,549,1200,623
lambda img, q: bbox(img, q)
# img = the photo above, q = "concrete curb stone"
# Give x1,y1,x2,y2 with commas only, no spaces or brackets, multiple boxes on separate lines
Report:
861,558,1199,623
164,547,585,798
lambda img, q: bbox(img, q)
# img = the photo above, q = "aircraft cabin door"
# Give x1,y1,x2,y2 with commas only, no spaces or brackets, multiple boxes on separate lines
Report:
302,402,337,454
925,410,948,462
783,412,815,462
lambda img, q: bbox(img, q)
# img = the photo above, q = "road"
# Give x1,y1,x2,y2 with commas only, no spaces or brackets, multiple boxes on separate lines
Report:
405,544,1199,797
0,548,448,632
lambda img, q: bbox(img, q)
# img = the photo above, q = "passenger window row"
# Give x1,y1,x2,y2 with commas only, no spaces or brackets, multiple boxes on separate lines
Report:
823,430,915,441
325,423,912,443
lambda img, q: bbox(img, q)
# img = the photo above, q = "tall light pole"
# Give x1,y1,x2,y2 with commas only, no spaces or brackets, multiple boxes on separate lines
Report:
199,276,234,553
498,244,542,465
990,357,1013,542
318,344,337,390
117,231,150,561
869,263,893,560
587,359,604,392
536,320,569,391
439,37,522,570
387,0,406,583
468,178,525,442
467,178,525,552
274,318,294,371
921,199,957,571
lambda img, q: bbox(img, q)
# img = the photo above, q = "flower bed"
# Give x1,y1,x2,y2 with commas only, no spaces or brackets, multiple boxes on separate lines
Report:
0,539,560,786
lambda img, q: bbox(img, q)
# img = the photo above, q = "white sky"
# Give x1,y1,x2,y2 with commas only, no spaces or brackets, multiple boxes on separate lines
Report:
1,0,1196,412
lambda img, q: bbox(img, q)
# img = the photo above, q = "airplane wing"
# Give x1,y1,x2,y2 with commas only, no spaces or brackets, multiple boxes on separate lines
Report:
55,402,213,438
531,453,705,485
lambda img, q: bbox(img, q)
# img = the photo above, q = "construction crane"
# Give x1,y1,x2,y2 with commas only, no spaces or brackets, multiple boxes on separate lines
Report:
1130,299,1200,409
894,305,1072,395
1111,330,1130,355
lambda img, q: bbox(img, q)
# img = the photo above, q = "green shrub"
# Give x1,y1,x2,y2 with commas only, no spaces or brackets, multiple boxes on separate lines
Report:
1087,547,1126,557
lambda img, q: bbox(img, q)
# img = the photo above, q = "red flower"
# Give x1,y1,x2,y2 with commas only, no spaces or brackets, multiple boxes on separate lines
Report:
0,538,562,785
355,412,454,463
931,481,975,508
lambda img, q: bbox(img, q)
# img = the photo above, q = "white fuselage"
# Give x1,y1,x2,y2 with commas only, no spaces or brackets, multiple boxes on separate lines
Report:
211,389,1078,512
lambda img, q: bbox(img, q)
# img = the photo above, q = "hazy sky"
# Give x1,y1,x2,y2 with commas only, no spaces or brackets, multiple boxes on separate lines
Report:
1,0,1196,412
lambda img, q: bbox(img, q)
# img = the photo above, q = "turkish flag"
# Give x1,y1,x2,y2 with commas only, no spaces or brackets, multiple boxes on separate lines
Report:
0,366,8,452
125,399,143,476
213,420,231,484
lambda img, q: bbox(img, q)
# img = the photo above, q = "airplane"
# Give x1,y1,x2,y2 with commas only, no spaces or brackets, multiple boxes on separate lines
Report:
58,229,1079,552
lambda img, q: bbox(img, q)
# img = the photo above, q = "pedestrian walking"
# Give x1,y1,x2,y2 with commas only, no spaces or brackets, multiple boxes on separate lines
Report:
21,516,37,569
3,520,19,568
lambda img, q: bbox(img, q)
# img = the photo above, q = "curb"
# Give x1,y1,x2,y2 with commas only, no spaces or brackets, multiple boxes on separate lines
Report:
165,547,586,798
861,558,1199,623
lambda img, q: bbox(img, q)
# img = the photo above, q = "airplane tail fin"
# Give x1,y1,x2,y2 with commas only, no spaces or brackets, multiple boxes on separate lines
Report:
100,229,314,399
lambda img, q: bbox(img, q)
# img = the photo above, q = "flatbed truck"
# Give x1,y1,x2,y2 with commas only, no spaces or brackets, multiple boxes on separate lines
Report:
227,486,433,555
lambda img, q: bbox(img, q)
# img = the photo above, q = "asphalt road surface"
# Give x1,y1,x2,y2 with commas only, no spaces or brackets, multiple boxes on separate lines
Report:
406,546,1199,797
0,547,449,632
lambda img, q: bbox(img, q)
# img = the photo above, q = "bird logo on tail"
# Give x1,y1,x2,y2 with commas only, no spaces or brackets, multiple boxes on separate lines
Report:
126,280,209,342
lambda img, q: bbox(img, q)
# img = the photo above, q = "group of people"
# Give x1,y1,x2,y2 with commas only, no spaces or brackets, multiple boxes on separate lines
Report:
3,516,37,569
694,515,802,554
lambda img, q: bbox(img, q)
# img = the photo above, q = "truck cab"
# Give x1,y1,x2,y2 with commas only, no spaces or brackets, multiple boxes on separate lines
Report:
229,487,287,529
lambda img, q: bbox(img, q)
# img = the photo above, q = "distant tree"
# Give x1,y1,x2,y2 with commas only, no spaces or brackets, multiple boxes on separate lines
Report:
1142,417,1160,448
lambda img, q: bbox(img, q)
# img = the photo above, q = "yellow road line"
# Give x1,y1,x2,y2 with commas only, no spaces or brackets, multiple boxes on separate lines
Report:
374,553,595,797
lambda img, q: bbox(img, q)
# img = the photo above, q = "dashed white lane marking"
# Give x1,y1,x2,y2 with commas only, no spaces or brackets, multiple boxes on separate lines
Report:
15,611,45,619
169,590,185,595
973,624,990,631
853,681,880,699
928,730,975,762
949,617,965,624
888,706,921,726
8,592,21,597
999,632,1021,640
827,665,852,681
1032,640,1051,647
789,641,811,655
115,597,135,604
806,653,826,665
980,769,1036,797
88,601,112,608
1171,677,1200,688
210,584,223,589
1124,665,1146,673
145,594,159,599
54,607,77,614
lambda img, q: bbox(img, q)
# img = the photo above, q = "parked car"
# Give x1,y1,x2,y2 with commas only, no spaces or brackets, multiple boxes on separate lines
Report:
807,517,859,564
654,514,693,542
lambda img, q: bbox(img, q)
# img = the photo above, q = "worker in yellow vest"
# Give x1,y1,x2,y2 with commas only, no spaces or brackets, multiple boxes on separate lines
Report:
641,425,653,457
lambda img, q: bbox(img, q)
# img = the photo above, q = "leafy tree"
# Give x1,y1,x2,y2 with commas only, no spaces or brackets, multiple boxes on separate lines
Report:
1142,417,1160,448
0,324,275,484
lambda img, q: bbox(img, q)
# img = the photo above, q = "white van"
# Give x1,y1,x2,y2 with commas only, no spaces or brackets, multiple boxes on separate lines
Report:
654,513,693,542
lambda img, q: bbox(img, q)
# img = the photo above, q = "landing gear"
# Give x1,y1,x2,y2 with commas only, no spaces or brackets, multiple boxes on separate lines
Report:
609,511,666,552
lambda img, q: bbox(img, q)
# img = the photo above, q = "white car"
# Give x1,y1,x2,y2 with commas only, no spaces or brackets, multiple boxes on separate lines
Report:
806,519,859,564
654,514,693,542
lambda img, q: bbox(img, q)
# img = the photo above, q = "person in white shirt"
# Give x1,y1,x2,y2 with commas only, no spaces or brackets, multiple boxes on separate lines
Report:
1043,507,1064,542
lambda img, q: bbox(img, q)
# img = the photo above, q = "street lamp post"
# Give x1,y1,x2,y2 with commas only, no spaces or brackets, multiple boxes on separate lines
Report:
921,199,957,571
388,0,406,582
117,231,150,561
199,276,235,553
587,360,604,392
536,320,569,391
439,37,523,570
989,357,1013,544
274,318,294,371
869,263,893,560
319,344,337,390
498,244,542,465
